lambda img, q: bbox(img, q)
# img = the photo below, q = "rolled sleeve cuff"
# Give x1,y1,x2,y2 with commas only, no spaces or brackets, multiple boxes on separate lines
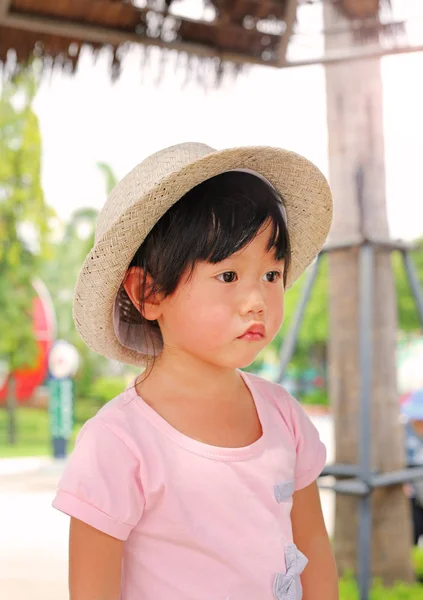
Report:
294,442,327,491
52,490,132,541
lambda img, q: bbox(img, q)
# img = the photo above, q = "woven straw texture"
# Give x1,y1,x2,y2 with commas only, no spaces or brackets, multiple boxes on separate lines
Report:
73,142,332,365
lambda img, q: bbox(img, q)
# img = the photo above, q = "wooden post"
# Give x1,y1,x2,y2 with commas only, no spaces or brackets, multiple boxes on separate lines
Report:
323,2,414,585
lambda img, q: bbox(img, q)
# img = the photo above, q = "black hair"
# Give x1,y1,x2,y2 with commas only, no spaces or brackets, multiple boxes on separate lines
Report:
119,171,291,354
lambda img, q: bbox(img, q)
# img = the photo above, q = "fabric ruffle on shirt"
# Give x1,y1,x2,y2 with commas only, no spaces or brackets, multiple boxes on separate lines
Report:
274,480,295,503
273,544,308,600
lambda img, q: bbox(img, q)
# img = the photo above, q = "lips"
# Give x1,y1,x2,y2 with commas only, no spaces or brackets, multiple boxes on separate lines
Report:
238,323,266,340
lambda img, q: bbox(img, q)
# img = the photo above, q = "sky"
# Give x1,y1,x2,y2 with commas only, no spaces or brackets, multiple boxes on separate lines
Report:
31,2,423,241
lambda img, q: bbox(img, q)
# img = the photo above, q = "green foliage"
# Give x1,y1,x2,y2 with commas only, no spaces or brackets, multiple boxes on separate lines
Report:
41,209,109,401
256,257,329,377
40,164,121,407
394,240,423,333
0,67,50,371
248,258,329,386
41,208,97,340
339,572,423,599
283,256,329,346
301,388,329,407
73,377,127,425
89,376,127,407
280,246,423,353
40,209,96,406
0,404,81,457
279,245,423,353
73,397,99,425
412,546,423,581
96,161,119,195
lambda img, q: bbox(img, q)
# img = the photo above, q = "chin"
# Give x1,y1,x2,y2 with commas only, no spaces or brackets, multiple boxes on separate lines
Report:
201,345,265,370
236,357,259,369
208,355,255,370
229,351,263,370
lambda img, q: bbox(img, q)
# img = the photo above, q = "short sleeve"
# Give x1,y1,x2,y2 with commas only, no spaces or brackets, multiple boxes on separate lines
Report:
52,419,145,540
288,397,327,491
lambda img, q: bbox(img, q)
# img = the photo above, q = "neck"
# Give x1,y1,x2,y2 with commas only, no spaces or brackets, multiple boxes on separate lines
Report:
139,347,242,401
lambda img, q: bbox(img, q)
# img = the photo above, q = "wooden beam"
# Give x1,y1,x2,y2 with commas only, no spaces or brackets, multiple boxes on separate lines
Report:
3,12,280,68
284,42,423,68
295,17,409,37
0,0,11,21
277,0,298,66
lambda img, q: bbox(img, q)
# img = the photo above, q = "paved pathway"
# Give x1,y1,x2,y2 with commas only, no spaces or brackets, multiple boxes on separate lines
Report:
0,461,69,600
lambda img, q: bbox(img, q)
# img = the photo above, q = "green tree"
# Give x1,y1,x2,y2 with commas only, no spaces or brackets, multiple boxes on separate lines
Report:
250,257,329,391
394,240,423,333
97,161,119,195
44,208,98,340
0,67,50,443
283,255,329,343
40,163,120,406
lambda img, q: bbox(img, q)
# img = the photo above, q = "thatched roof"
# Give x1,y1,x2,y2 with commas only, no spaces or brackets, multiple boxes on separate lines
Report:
0,1,421,78
0,0,299,78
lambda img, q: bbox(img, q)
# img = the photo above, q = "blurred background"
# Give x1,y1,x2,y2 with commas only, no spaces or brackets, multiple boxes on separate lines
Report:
1,1,423,599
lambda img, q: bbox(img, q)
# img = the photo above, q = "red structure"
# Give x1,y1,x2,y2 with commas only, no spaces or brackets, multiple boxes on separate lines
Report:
0,279,56,405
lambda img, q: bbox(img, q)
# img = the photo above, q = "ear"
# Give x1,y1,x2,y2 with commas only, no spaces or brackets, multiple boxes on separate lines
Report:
123,267,162,321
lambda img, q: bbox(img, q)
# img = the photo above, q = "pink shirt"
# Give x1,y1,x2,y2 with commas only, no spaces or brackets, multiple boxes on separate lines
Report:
52,372,326,600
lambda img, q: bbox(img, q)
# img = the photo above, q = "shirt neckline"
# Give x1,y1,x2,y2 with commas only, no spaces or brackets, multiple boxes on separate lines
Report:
127,370,267,461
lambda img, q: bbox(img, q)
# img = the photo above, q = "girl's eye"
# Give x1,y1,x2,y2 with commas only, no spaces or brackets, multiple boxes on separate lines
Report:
263,271,282,283
217,271,237,283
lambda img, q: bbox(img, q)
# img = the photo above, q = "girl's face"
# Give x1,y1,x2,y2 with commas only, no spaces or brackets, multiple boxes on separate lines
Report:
155,224,286,369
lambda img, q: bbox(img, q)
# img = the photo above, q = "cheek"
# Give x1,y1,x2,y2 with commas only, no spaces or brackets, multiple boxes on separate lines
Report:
267,288,285,328
171,287,233,335
192,294,232,331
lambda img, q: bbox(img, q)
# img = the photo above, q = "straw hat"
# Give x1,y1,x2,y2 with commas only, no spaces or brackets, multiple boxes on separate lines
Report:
73,142,332,365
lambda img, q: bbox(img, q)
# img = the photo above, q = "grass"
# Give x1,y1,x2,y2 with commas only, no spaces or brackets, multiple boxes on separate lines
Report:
0,405,82,458
339,573,423,599
413,546,423,582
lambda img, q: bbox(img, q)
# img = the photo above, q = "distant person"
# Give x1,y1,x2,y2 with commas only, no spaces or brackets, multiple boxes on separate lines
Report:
51,143,338,599
403,389,423,545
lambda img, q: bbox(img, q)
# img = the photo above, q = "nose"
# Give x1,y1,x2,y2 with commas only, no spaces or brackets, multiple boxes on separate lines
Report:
239,284,265,317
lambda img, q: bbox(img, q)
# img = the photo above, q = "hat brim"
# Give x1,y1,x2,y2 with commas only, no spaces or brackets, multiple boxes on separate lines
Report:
73,146,332,365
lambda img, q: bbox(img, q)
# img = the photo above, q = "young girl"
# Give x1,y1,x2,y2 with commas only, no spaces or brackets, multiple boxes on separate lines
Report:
53,143,338,600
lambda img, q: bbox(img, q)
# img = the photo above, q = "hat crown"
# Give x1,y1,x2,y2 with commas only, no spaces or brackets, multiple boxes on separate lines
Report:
95,142,215,242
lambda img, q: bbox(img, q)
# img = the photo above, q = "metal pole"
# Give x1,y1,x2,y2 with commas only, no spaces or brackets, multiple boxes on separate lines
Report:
277,255,322,383
402,250,423,328
358,243,374,600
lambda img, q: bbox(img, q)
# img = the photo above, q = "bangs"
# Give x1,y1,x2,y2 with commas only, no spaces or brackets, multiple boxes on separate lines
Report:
192,172,289,264
130,171,291,295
